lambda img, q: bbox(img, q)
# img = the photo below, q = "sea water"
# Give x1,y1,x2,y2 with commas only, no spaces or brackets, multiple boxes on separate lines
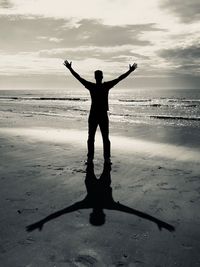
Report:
0,88,200,149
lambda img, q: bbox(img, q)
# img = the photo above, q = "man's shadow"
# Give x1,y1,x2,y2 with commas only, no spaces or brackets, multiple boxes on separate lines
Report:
26,163,175,232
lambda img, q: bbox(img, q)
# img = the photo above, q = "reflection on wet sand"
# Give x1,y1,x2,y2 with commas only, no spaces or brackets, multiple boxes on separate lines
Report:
26,163,175,232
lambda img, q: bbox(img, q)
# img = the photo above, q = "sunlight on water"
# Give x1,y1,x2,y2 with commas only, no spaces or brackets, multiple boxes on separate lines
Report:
0,127,200,163
0,89,200,128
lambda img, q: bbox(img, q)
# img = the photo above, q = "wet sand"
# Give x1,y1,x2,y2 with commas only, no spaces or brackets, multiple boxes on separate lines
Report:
0,114,200,266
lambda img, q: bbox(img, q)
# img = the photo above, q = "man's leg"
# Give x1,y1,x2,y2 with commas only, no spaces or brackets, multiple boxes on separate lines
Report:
99,113,111,162
87,113,98,162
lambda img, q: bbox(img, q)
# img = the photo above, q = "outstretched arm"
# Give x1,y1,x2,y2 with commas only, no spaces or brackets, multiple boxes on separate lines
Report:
117,63,137,82
63,60,92,88
111,202,175,232
26,200,87,232
106,63,137,89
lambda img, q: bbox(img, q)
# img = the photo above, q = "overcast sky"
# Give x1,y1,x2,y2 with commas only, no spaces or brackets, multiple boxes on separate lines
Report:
0,0,199,89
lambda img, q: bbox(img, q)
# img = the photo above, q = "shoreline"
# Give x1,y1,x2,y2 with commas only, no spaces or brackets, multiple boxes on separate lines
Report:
0,126,200,163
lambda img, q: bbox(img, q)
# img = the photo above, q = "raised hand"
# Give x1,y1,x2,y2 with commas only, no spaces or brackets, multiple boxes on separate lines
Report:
129,63,137,72
26,221,44,232
63,60,72,69
157,221,175,232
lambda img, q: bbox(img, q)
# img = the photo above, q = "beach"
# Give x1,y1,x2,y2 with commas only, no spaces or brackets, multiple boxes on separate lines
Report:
0,89,200,266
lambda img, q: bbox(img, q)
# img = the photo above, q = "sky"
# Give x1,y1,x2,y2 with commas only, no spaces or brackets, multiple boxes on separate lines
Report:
0,0,199,89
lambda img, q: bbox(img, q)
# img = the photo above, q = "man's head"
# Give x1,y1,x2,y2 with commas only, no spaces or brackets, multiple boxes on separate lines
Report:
94,70,103,84
90,208,105,226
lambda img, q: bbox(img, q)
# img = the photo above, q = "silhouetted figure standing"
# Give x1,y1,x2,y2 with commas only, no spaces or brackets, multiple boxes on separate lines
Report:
64,60,137,164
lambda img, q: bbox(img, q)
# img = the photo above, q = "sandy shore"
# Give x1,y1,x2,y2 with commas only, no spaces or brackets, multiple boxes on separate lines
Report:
0,114,200,266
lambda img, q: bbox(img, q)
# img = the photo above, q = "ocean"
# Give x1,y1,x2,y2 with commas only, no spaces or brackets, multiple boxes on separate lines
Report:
0,88,200,149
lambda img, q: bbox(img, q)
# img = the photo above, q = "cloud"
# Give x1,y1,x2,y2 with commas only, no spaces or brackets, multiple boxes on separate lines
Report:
160,0,200,23
159,45,200,62
0,15,69,52
0,0,13,9
0,0,175,26
39,46,149,62
0,15,165,54
72,19,163,47
158,44,200,75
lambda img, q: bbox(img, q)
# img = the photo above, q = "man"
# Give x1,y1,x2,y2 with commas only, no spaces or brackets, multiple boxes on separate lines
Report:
63,60,137,164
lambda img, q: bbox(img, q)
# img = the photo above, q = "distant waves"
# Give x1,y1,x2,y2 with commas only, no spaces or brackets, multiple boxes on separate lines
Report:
111,113,200,122
1,96,199,108
119,98,199,107
150,115,200,121
0,96,88,101
1,93,200,126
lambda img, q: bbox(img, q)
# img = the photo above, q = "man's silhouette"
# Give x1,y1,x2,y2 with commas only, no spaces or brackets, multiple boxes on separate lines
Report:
64,60,137,164
26,163,175,232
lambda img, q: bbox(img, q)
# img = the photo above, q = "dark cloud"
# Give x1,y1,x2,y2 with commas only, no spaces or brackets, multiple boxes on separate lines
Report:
0,0,13,9
159,45,200,62
159,45,200,74
161,0,200,23
0,15,164,53
0,15,69,52
73,19,162,47
175,64,200,74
